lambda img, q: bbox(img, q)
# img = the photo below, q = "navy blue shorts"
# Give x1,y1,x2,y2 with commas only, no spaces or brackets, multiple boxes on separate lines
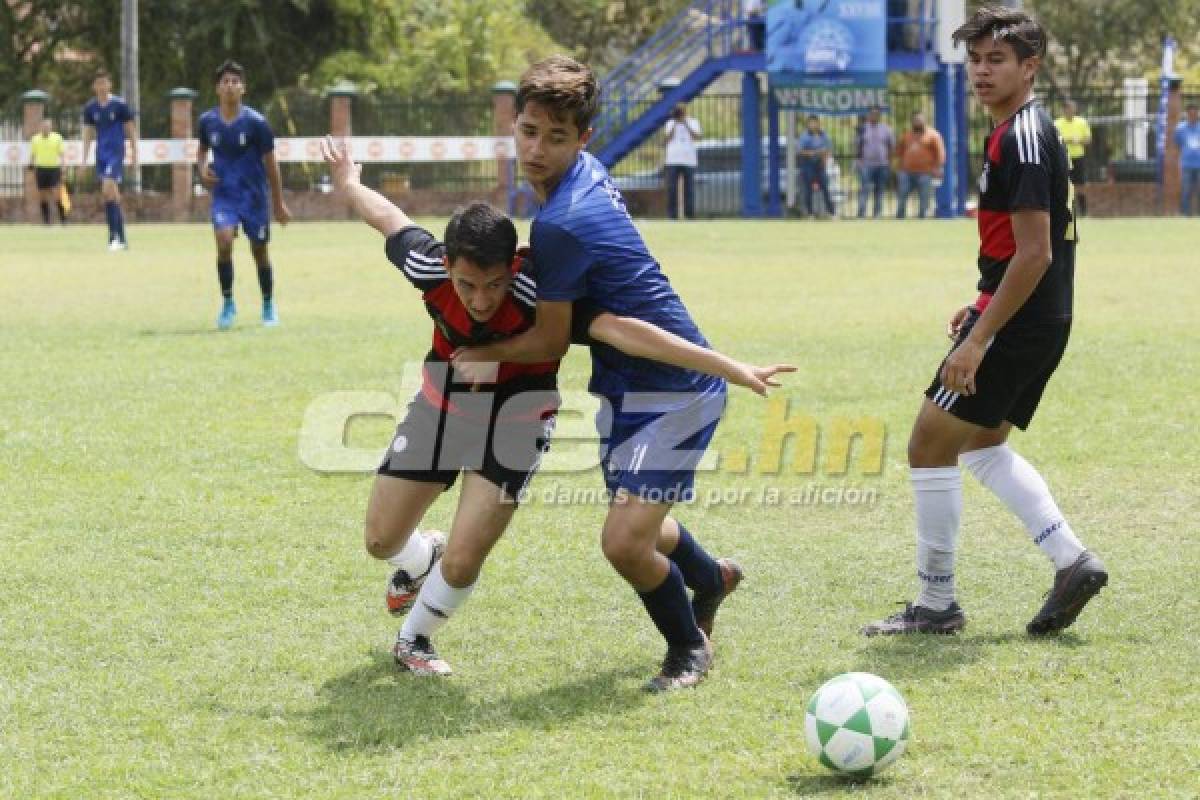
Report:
96,156,123,184
597,386,726,504
212,201,270,244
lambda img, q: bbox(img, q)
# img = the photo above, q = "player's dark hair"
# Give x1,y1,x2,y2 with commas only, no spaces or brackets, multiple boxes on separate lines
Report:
953,5,1047,61
517,55,599,134
444,203,517,271
215,60,245,82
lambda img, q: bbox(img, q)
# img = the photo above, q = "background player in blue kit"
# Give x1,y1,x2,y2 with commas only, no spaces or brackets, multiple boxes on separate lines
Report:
82,69,138,251
453,56,755,693
196,60,292,329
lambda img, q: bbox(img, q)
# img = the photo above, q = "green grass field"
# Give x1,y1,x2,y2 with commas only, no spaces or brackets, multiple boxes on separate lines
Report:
1,218,1197,798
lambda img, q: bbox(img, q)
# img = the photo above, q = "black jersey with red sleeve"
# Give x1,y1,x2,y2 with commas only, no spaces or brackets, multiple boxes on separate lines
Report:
975,99,1077,326
384,226,559,417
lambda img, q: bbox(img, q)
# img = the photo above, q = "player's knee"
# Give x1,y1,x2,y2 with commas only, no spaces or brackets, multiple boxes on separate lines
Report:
439,550,480,588
600,531,643,572
363,518,400,560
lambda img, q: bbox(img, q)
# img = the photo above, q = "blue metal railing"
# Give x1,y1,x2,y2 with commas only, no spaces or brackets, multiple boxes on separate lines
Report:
592,0,741,154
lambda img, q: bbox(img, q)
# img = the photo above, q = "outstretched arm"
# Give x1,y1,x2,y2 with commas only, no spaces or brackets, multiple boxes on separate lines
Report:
320,135,410,236
589,312,795,396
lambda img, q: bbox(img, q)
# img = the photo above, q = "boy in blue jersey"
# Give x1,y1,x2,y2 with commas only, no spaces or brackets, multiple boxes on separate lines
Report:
453,56,747,692
196,60,291,329
82,69,138,251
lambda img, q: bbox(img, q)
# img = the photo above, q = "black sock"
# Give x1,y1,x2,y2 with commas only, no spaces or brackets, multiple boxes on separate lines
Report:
256,262,273,301
217,260,234,299
638,562,704,648
104,202,118,238
668,523,724,597
40,202,50,225
56,202,67,223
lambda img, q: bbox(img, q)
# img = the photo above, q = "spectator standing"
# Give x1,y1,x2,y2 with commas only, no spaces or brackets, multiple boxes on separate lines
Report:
858,106,893,218
797,115,835,217
895,111,945,219
1175,103,1200,217
664,103,702,220
744,0,766,51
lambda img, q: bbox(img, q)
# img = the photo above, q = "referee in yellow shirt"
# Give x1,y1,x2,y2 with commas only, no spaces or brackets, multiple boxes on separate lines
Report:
1054,99,1091,216
29,119,67,225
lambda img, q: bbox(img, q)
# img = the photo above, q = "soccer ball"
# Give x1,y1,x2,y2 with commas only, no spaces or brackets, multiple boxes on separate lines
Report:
804,672,910,778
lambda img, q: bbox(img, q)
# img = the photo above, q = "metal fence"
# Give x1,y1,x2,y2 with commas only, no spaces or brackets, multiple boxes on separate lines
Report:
609,86,1198,218
5,85,1195,213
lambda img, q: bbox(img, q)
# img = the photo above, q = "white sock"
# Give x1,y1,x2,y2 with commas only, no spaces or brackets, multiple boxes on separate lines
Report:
385,530,433,575
399,562,475,641
912,466,962,611
961,444,1086,570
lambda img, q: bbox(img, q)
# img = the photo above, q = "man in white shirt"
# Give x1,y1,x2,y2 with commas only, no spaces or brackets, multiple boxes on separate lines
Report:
664,103,702,219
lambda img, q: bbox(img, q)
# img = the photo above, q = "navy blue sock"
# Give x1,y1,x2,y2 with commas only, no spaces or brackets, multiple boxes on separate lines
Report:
256,262,273,301
114,204,126,242
669,523,724,597
104,202,118,238
638,562,704,648
217,260,234,299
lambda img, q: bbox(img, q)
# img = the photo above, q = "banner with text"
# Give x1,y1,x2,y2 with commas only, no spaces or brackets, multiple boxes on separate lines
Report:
767,0,888,116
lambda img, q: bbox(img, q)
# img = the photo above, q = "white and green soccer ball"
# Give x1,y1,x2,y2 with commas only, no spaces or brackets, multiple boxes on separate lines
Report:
804,672,910,778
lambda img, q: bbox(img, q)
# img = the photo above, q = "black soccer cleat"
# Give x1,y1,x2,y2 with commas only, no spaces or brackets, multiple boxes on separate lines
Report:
692,558,744,639
861,601,966,637
1027,550,1108,636
644,633,713,693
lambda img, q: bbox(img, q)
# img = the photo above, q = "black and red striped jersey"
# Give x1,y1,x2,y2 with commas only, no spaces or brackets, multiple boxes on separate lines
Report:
975,98,1076,326
385,226,558,416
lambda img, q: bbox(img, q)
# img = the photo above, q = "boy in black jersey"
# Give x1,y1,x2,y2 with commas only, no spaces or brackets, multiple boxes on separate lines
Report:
321,138,791,675
863,6,1107,638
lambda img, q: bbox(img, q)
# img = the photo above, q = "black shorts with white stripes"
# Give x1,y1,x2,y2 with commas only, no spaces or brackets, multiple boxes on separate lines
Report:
925,307,1071,430
378,394,556,505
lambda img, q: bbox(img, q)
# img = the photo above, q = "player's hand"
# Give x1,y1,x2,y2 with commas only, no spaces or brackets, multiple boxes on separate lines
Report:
728,363,797,397
947,305,973,339
199,165,219,189
940,339,985,396
320,135,361,191
449,348,499,389
274,201,292,226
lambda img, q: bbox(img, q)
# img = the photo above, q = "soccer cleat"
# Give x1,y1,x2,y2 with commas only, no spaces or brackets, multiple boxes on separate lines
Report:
261,299,279,327
861,601,966,637
217,298,237,330
644,632,713,693
108,237,128,252
393,634,452,676
385,530,447,617
692,558,744,638
1027,550,1108,636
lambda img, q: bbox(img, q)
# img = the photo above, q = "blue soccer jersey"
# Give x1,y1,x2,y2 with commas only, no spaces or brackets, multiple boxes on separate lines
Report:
83,96,134,172
196,106,275,211
531,151,723,404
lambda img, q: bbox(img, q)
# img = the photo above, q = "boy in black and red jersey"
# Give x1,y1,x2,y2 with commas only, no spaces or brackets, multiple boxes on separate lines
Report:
863,6,1107,638
321,138,791,675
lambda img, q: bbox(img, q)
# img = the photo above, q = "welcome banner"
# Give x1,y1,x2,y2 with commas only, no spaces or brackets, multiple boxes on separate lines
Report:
766,0,888,115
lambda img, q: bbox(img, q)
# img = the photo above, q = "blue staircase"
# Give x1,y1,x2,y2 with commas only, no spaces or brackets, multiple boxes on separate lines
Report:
592,0,748,168
592,0,942,172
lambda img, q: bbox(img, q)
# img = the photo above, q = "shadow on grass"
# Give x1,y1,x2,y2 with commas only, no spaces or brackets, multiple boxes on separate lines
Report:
786,772,891,795
855,629,1099,681
304,650,648,752
137,326,262,336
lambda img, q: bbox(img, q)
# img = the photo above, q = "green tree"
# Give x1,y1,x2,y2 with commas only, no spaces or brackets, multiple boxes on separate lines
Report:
523,0,693,71
1021,0,1200,96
